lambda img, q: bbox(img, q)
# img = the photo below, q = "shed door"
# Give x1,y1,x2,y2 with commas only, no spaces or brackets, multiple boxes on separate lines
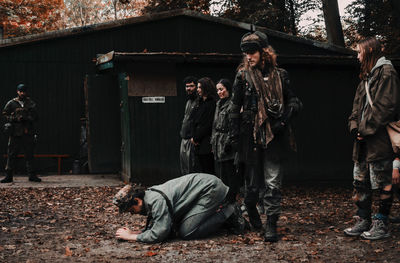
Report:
84,74,121,173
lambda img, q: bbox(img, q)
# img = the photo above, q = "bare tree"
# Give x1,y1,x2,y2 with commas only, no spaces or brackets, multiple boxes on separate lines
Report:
321,0,344,46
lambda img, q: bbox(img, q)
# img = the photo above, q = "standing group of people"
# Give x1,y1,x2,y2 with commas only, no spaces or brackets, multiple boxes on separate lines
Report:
2,30,399,244
113,32,400,244
178,30,303,242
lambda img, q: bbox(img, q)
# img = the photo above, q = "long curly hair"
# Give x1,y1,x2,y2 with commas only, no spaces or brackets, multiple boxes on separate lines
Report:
357,37,383,80
239,46,278,73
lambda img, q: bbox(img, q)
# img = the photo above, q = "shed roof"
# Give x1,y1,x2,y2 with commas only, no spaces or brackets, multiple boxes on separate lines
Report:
0,9,354,55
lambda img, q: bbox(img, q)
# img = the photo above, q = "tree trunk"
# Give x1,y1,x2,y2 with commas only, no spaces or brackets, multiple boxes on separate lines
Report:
288,0,297,35
272,0,285,31
321,0,345,46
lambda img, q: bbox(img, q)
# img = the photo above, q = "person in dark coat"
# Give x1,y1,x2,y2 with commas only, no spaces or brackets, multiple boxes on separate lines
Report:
344,37,400,240
113,173,248,243
1,83,41,183
190,77,217,174
211,79,241,203
229,31,302,242
179,76,199,175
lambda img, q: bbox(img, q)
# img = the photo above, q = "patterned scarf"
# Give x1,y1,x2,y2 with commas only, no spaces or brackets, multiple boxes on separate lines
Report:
248,67,284,145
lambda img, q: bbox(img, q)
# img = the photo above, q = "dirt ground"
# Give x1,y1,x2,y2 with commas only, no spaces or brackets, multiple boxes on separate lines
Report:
1,184,400,262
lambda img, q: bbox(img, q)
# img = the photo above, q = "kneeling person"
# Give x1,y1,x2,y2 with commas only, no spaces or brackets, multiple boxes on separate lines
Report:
113,173,247,243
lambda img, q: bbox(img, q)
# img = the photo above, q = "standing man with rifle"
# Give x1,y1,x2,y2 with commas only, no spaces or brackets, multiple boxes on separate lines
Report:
1,83,40,183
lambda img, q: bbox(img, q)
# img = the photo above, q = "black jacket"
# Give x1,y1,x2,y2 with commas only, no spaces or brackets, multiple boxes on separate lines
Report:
190,97,216,155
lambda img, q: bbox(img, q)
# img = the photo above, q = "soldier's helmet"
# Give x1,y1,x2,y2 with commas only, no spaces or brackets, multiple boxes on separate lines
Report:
240,31,269,53
113,184,144,213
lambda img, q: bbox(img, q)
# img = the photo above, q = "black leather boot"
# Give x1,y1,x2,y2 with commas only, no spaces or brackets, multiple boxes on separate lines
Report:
29,174,41,182
264,214,279,242
1,170,13,183
246,204,262,230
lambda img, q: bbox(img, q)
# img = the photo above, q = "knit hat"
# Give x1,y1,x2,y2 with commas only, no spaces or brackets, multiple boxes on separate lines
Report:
240,31,269,53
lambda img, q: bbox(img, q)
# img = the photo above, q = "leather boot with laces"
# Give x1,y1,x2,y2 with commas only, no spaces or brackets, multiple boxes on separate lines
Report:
361,215,390,240
344,216,371,236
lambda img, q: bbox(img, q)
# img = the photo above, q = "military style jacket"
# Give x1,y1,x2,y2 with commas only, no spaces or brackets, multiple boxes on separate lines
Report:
180,97,198,140
348,57,400,162
230,67,301,161
211,97,235,162
3,96,38,136
136,173,229,243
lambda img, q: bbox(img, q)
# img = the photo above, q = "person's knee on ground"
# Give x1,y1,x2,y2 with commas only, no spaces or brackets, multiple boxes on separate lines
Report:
179,205,235,240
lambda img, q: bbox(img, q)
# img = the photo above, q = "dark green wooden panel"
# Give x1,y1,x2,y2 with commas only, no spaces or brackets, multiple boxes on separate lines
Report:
86,74,121,173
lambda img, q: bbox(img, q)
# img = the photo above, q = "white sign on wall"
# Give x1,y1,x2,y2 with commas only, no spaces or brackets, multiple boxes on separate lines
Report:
142,97,166,104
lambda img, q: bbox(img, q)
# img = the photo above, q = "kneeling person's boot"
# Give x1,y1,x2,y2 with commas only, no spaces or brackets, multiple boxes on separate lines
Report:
225,203,250,235
29,173,41,182
344,216,371,236
264,214,279,242
1,170,13,183
246,204,262,230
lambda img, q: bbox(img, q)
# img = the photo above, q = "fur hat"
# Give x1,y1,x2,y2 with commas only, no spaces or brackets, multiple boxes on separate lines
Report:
240,31,269,53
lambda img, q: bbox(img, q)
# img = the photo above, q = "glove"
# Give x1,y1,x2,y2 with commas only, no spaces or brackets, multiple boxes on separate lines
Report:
350,128,358,139
271,119,286,134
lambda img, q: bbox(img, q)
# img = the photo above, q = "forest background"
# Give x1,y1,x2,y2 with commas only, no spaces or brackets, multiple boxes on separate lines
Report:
0,0,399,55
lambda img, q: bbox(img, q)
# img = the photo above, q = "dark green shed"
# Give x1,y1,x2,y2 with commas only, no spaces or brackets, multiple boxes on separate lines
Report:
2,9,395,185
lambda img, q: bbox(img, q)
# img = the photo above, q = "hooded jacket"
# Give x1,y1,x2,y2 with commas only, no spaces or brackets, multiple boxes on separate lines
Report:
348,57,400,162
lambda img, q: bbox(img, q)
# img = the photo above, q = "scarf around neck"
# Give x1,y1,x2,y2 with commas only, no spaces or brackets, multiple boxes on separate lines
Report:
248,67,284,145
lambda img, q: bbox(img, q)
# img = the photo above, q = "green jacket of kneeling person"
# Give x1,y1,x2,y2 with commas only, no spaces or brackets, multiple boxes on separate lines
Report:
113,173,247,243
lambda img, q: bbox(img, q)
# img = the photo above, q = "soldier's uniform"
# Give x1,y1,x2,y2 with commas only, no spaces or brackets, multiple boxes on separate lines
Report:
1,84,40,183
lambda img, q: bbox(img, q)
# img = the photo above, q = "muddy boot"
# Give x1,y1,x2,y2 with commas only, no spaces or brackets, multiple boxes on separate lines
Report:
246,204,262,230
28,174,41,182
344,216,371,236
264,214,278,242
225,203,250,235
1,170,13,183
361,215,390,240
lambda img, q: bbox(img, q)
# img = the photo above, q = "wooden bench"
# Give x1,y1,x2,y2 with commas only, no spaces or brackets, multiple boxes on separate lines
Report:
3,154,70,175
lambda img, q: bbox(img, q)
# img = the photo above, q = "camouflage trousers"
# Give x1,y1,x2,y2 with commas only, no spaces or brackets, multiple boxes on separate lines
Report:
5,135,35,175
352,159,393,219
